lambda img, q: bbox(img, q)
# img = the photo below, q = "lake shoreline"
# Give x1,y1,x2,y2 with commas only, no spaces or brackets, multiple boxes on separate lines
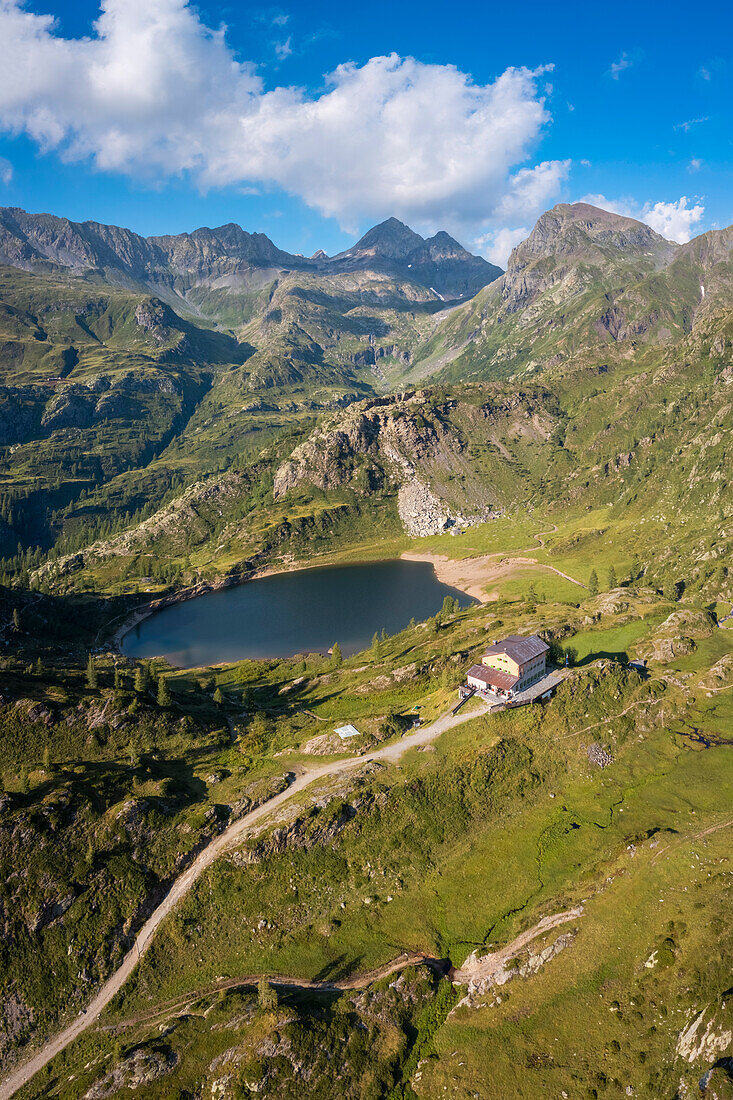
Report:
400,551,494,602
115,557,469,667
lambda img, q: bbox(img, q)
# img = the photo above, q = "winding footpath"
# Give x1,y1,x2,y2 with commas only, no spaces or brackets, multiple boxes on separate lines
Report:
101,951,446,1034
0,703,488,1100
402,523,586,603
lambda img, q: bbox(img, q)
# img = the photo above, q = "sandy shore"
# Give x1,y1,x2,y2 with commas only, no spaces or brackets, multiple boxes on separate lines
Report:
401,551,585,603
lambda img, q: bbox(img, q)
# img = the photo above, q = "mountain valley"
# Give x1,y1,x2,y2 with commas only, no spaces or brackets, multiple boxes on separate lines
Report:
0,201,732,1100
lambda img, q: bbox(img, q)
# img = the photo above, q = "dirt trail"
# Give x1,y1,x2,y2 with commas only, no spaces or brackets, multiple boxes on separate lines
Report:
0,702,489,1100
452,906,584,986
650,817,733,866
103,952,446,1032
402,523,584,603
555,697,664,740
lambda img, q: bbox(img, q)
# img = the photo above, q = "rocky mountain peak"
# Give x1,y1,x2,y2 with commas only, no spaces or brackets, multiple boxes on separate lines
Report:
349,217,425,260
421,231,472,260
509,202,676,270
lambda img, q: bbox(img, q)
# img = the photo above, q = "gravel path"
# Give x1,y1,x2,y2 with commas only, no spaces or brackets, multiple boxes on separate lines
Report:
0,701,489,1100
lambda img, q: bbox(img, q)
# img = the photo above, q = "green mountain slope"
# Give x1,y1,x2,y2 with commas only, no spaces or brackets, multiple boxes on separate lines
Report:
1,199,733,1100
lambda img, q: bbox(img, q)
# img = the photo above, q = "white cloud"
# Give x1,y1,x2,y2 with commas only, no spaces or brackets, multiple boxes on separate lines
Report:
642,197,704,242
475,225,529,267
274,36,292,60
579,193,637,218
609,52,633,79
674,116,709,132
493,159,571,221
688,157,703,173
579,192,705,244
0,0,562,234
0,155,11,184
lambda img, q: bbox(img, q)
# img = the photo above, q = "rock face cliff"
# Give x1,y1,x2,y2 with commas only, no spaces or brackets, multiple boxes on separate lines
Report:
498,202,677,316
273,388,558,536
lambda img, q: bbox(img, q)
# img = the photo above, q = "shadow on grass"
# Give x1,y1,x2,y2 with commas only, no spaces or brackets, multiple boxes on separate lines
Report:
575,649,631,667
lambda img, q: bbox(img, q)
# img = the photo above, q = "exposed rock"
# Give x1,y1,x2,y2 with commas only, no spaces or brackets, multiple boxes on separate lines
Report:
638,608,715,663
460,930,578,1003
83,1046,179,1098
301,732,346,755
587,743,614,768
676,1009,733,1064
41,387,93,430
273,392,494,535
701,653,733,690
0,991,33,1057
397,479,452,536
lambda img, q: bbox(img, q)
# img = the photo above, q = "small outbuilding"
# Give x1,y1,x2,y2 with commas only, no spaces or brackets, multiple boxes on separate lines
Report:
335,724,362,740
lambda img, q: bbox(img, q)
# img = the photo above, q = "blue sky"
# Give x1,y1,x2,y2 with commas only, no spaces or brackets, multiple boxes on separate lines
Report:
0,0,730,263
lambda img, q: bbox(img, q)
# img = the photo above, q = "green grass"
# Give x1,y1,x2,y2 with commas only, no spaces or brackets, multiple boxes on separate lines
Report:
567,620,658,664
407,513,542,559
498,567,585,605
14,659,733,1100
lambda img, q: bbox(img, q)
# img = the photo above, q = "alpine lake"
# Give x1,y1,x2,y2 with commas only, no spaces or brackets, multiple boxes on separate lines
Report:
121,559,473,668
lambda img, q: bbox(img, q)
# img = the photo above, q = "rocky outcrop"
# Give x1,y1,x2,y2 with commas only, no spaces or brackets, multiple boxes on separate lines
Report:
41,387,94,429
676,1009,733,1064
459,930,578,1004
84,1047,179,1098
32,470,248,581
273,392,494,535
638,608,715,663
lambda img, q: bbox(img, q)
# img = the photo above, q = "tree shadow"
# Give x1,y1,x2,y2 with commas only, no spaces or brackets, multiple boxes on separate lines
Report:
575,649,631,667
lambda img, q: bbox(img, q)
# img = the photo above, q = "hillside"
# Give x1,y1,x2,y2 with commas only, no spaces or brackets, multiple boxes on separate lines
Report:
1,199,733,1100
405,201,731,383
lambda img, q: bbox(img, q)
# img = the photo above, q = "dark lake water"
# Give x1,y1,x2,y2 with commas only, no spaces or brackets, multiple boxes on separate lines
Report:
121,559,472,668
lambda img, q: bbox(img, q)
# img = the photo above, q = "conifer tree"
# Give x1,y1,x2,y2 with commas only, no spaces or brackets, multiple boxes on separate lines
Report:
157,677,172,707
607,565,617,589
86,654,97,689
588,569,599,597
330,642,342,668
258,976,278,1011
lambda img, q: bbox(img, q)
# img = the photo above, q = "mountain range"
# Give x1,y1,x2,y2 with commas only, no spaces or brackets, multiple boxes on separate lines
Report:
0,199,730,600
0,207,501,306
2,198,733,1100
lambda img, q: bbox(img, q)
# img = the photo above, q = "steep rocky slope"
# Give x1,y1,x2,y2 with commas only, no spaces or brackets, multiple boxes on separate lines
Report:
406,202,731,383
273,388,562,535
